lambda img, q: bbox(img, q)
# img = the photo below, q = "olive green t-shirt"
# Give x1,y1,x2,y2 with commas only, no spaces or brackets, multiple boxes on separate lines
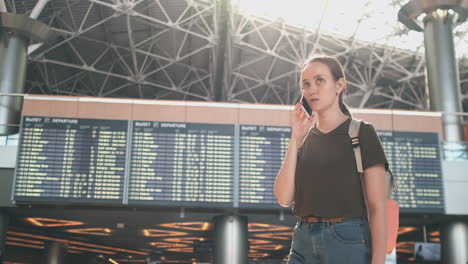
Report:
293,118,388,218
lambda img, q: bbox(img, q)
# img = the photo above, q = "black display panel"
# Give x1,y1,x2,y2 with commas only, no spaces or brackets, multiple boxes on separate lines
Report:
128,121,235,207
378,131,444,213
12,115,444,213
237,126,444,213
238,125,290,208
14,116,128,204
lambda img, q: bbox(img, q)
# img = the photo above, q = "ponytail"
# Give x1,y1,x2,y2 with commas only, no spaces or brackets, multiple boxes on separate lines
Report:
338,93,352,117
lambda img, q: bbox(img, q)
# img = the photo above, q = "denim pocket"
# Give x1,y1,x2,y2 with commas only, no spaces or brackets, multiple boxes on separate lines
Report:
330,221,367,244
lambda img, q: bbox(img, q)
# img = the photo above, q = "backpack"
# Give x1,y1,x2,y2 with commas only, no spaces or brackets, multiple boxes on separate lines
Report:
348,118,399,254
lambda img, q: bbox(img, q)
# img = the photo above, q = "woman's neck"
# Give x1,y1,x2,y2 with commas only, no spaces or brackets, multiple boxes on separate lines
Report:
316,108,349,133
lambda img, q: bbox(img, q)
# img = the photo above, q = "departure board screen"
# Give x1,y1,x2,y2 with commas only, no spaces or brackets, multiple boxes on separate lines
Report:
12,114,444,212
238,125,290,208
379,131,444,213
128,121,235,207
236,126,443,212
14,116,128,204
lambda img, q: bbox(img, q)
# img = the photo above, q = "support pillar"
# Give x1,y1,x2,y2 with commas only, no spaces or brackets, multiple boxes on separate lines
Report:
422,10,467,159
45,241,68,264
0,31,28,135
212,215,248,264
441,221,468,263
399,2,468,263
0,12,51,135
423,11,463,139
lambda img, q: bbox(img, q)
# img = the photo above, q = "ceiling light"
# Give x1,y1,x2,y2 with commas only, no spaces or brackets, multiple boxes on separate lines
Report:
5,241,44,249
159,222,211,231
251,244,284,250
248,223,291,232
163,237,206,244
253,232,292,240
398,226,418,235
66,228,113,236
25,217,84,227
142,229,189,237
248,239,271,244
166,247,193,253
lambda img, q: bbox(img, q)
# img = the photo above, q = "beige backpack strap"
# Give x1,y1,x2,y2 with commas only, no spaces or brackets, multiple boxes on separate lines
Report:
348,118,363,173
348,118,370,219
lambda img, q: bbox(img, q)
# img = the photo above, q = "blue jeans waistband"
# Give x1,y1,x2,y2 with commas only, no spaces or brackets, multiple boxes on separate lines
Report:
297,217,368,227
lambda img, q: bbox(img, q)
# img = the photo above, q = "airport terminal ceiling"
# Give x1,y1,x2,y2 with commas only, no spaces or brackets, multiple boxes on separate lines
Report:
4,0,468,112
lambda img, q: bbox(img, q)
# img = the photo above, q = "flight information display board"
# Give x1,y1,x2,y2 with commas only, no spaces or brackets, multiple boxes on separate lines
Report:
237,126,444,212
379,131,444,213
14,117,128,203
128,121,235,207
12,116,444,212
238,125,290,208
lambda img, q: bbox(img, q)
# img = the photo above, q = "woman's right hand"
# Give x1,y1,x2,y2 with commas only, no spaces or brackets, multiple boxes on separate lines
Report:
291,102,314,148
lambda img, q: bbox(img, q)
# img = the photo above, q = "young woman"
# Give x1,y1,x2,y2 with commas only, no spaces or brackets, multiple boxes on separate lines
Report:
274,55,389,264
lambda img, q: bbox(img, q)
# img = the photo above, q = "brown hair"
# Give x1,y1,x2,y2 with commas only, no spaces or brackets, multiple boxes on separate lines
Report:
302,55,352,117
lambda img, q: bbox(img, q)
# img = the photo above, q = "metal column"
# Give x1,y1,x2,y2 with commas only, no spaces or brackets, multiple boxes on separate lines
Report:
212,215,248,264
0,32,28,135
45,241,68,264
399,2,468,263
0,12,51,135
441,221,468,264
423,11,464,144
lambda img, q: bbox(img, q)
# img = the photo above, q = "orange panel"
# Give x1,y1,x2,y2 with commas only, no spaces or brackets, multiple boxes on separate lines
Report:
238,106,290,126
77,100,132,120
21,96,446,140
352,112,393,131
186,104,238,124
465,125,468,141
132,101,185,122
353,110,443,134
392,113,443,134
22,97,79,117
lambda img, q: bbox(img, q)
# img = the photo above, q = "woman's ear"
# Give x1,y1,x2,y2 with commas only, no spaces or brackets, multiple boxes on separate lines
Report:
336,78,346,94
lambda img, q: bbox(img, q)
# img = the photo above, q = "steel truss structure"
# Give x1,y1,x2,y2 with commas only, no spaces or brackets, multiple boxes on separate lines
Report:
5,0,468,111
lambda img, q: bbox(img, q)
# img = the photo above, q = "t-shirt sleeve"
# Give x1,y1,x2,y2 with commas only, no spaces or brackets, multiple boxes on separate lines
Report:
358,122,389,171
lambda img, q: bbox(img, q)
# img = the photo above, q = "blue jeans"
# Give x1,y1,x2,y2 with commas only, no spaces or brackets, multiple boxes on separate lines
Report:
287,218,372,264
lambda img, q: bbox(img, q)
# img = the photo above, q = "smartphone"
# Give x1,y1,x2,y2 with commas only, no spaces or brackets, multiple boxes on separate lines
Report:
300,95,313,117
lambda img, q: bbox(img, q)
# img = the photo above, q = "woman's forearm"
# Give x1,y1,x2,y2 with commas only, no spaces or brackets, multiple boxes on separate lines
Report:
274,138,300,207
368,205,387,264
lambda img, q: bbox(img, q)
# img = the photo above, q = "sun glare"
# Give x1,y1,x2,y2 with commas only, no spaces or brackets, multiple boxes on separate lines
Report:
232,0,468,58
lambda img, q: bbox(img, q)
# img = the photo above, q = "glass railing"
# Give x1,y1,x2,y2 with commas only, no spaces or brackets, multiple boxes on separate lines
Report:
439,111,468,161
0,131,19,146
441,141,468,161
